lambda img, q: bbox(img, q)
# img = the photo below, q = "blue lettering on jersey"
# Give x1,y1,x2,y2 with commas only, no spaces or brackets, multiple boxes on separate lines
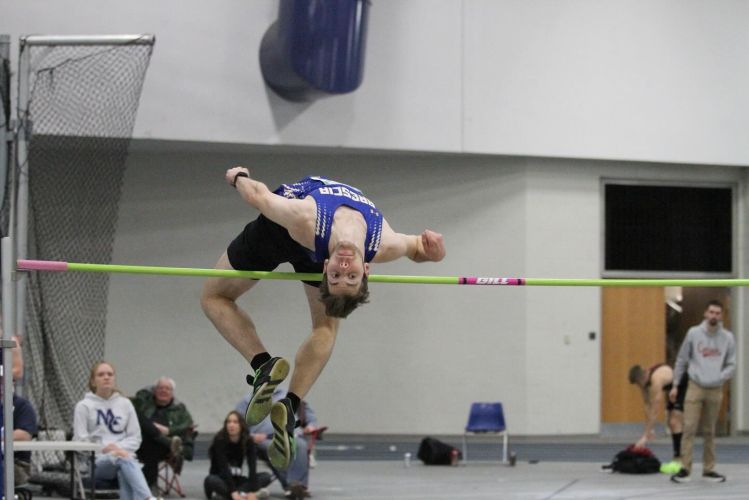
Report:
317,186,376,208
273,176,383,263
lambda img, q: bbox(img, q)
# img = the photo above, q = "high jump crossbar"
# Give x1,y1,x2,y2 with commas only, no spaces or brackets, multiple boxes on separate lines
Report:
15,260,749,287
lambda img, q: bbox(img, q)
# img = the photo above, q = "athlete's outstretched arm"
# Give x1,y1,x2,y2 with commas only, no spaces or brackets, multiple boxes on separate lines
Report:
636,386,663,448
225,166,303,229
375,220,446,263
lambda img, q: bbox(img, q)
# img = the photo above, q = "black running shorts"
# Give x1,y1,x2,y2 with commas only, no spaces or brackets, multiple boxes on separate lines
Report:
226,215,323,287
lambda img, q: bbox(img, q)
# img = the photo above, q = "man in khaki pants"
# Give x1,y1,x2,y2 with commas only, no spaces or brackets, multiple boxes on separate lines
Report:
669,300,736,483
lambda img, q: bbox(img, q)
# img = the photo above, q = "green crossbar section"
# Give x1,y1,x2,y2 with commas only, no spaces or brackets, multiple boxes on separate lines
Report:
16,261,748,287
524,278,746,287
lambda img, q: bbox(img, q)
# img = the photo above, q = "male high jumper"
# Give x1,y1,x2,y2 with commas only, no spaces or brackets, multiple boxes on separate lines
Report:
201,167,445,469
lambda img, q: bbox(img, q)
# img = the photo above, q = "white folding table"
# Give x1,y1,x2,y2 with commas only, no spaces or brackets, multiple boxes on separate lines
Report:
14,440,101,499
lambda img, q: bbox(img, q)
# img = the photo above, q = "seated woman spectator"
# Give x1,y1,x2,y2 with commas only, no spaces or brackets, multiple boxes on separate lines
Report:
73,361,155,500
204,411,268,500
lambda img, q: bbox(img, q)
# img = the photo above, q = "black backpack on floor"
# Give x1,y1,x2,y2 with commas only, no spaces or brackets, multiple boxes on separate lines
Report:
417,437,461,465
602,445,661,474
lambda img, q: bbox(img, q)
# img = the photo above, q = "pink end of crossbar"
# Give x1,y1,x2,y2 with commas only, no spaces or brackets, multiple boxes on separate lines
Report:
460,277,525,286
17,259,68,272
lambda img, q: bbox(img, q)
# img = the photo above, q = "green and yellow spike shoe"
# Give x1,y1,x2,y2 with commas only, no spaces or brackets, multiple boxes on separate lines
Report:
244,357,290,425
660,460,682,475
268,398,297,470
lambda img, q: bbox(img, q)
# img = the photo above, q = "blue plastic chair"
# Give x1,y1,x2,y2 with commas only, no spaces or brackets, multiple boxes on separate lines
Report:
462,402,509,464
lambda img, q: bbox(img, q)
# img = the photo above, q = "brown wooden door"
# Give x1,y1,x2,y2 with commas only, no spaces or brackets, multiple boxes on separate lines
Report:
601,287,665,423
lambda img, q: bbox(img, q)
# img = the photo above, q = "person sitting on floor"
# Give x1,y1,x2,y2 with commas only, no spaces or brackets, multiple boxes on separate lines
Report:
204,410,269,500
131,376,196,492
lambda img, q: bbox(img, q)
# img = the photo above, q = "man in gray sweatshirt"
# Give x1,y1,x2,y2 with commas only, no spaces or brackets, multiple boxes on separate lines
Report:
669,300,736,484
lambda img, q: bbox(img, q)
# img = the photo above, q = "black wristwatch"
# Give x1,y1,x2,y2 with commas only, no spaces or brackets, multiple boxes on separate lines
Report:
232,171,249,188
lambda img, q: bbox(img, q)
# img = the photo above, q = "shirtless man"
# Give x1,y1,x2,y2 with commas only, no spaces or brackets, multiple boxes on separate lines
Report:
201,168,445,469
628,363,687,463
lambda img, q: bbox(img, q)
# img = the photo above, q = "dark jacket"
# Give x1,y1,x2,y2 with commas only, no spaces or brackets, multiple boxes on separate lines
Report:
131,387,196,460
208,435,259,493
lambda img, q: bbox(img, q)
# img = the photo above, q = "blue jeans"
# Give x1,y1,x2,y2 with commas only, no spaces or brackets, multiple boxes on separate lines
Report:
257,435,309,487
96,455,152,500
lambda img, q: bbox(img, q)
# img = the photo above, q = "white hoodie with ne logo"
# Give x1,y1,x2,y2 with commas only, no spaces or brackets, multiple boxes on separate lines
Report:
73,391,142,458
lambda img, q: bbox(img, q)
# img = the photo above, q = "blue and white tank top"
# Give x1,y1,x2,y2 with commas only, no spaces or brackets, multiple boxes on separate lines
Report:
273,176,383,263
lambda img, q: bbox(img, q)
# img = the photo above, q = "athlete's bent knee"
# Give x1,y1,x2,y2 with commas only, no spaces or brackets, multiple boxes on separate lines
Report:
200,287,227,318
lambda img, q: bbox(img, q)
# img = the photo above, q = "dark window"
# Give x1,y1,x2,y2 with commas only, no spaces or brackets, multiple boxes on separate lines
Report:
604,184,732,274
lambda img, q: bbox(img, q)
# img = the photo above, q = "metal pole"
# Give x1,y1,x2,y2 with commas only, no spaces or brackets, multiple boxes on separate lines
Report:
1,33,15,500
0,35,9,213
15,37,31,344
2,239,16,499
21,34,155,47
